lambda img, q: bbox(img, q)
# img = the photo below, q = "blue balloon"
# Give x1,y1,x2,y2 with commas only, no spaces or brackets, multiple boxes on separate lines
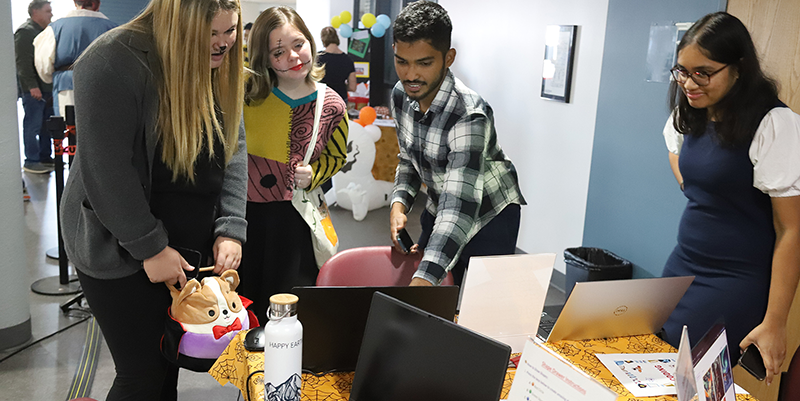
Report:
371,24,386,38
339,23,352,38
376,14,391,29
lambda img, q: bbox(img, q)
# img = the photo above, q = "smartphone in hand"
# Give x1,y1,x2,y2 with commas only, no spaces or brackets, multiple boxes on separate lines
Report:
738,344,766,381
396,228,415,253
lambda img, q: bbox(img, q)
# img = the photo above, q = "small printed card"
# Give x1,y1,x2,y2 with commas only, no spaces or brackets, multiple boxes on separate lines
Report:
507,338,617,401
595,353,678,397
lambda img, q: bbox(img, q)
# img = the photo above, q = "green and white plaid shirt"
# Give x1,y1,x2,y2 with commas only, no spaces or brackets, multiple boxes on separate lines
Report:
391,70,526,284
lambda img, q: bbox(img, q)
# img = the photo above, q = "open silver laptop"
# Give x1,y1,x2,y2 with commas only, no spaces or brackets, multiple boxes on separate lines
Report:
545,275,694,342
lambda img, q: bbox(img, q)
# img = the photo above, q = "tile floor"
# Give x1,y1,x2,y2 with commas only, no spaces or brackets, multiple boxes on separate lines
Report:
0,149,564,401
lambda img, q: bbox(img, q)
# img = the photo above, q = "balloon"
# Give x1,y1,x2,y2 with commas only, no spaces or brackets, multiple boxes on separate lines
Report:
339,23,352,38
359,106,377,126
376,14,391,29
331,15,341,28
361,13,376,28
352,118,364,127
371,24,385,38
339,11,352,24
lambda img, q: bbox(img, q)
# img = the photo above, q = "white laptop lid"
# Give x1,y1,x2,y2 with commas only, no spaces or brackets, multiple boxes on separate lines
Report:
457,253,556,353
546,275,694,342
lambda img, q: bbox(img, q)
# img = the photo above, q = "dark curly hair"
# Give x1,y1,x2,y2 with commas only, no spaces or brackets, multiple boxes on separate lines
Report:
392,1,451,55
669,12,779,147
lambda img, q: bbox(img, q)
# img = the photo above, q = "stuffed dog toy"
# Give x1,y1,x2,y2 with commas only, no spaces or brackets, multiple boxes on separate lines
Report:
161,270,258,372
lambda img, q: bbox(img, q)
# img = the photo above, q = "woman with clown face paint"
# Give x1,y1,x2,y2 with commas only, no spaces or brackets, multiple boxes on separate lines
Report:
238,6,348,319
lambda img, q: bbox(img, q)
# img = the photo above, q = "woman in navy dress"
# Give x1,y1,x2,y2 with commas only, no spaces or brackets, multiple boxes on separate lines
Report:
662,12,800,385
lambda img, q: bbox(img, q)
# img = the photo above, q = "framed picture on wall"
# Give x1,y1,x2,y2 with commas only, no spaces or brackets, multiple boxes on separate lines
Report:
354,62,370,78
541,25,578,103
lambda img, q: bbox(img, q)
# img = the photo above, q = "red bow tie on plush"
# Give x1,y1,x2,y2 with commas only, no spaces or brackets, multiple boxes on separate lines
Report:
212,317,242,339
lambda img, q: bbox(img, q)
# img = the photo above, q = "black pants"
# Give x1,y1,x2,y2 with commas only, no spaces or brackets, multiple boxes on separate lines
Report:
77,269,179,401
239,201,319,320
418,204,521,286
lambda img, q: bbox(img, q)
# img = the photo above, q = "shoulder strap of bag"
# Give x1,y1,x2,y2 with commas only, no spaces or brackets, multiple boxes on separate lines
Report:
303,82,328,165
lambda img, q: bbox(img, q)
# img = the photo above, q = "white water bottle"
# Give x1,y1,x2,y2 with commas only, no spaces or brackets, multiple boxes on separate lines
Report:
263,293,303,401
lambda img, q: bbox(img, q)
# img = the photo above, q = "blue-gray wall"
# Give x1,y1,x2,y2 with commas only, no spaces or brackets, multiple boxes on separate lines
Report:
582,0,726,277
100,0,149,26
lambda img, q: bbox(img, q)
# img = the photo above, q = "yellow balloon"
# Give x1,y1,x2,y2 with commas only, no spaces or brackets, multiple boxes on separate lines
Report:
362,13,376,29
331,15,341,28
339,11,352,24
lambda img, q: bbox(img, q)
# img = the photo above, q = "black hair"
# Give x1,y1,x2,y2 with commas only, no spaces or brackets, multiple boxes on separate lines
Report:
669,12,779,147
392,0,452,54
244,22,252,30
28,0,49,16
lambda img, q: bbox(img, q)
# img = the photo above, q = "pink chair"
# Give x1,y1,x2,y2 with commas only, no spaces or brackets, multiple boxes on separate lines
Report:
316,246,455,286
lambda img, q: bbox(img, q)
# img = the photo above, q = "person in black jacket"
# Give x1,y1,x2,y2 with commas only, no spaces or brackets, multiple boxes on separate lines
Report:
15,0,53,174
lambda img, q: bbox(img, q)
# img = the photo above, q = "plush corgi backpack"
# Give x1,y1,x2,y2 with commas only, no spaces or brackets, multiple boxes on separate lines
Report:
161,270,259,372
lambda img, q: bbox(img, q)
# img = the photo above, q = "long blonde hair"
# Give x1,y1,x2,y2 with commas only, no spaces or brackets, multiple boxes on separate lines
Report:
124,0,244,181
245,6,324,104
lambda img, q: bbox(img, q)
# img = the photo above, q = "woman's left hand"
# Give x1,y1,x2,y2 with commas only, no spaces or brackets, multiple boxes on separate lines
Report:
212,236,242,274
294,164,313,189
740,320,787,385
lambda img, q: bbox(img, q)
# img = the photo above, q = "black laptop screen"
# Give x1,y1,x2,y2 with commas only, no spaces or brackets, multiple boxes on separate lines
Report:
350,292,511,401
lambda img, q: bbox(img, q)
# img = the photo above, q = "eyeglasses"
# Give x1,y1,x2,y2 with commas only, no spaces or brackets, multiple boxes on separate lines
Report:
670,64,729,86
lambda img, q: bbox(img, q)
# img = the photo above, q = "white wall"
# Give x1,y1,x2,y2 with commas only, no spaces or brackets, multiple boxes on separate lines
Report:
296,0,352,51
240,0,296,27
441,0,609,273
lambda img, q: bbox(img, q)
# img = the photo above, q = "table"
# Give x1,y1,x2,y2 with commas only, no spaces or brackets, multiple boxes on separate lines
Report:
209,331,756,401
544,334,757,401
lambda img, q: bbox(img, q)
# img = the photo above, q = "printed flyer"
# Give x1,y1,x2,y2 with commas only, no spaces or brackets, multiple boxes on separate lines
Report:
595,353,678,397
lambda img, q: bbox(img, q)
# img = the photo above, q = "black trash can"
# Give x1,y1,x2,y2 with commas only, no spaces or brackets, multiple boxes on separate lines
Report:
564,247,632,299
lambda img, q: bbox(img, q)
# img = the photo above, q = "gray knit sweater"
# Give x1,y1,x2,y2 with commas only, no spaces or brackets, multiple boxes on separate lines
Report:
60,27,248,279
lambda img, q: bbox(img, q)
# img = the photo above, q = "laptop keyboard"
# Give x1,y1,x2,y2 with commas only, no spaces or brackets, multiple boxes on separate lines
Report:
538,311,557,337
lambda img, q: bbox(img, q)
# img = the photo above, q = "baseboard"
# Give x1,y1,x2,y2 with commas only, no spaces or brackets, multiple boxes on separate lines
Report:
0,318,31,351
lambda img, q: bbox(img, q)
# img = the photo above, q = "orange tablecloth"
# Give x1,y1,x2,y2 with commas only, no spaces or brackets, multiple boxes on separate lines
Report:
209,330,513,400
209,331,756,401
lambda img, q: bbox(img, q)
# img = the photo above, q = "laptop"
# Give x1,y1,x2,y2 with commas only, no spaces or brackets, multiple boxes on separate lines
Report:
291,285,459,373
543,276,694,342
349,292,511,401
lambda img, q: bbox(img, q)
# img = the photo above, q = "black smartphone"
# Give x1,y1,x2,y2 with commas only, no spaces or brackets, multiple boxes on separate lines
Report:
396,228,415,253
738,344,766,381
172,246,202,283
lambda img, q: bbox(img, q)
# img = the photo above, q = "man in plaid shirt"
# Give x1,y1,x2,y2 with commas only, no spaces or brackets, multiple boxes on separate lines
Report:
389,1,526,287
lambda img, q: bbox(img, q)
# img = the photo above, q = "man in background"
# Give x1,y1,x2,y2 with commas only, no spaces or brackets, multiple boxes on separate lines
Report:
15,0,54,174
34,0,117,117
389,1,526,287
243,22,252,67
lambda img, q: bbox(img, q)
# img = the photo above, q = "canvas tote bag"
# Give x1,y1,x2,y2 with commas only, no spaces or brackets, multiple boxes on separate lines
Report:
291,83,338,267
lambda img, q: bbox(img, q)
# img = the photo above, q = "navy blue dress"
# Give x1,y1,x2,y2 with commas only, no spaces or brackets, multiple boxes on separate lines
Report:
662,122,775,360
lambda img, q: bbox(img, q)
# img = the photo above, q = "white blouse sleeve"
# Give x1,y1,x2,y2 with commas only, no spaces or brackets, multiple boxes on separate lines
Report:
750,107,800,197
663,113,683,155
